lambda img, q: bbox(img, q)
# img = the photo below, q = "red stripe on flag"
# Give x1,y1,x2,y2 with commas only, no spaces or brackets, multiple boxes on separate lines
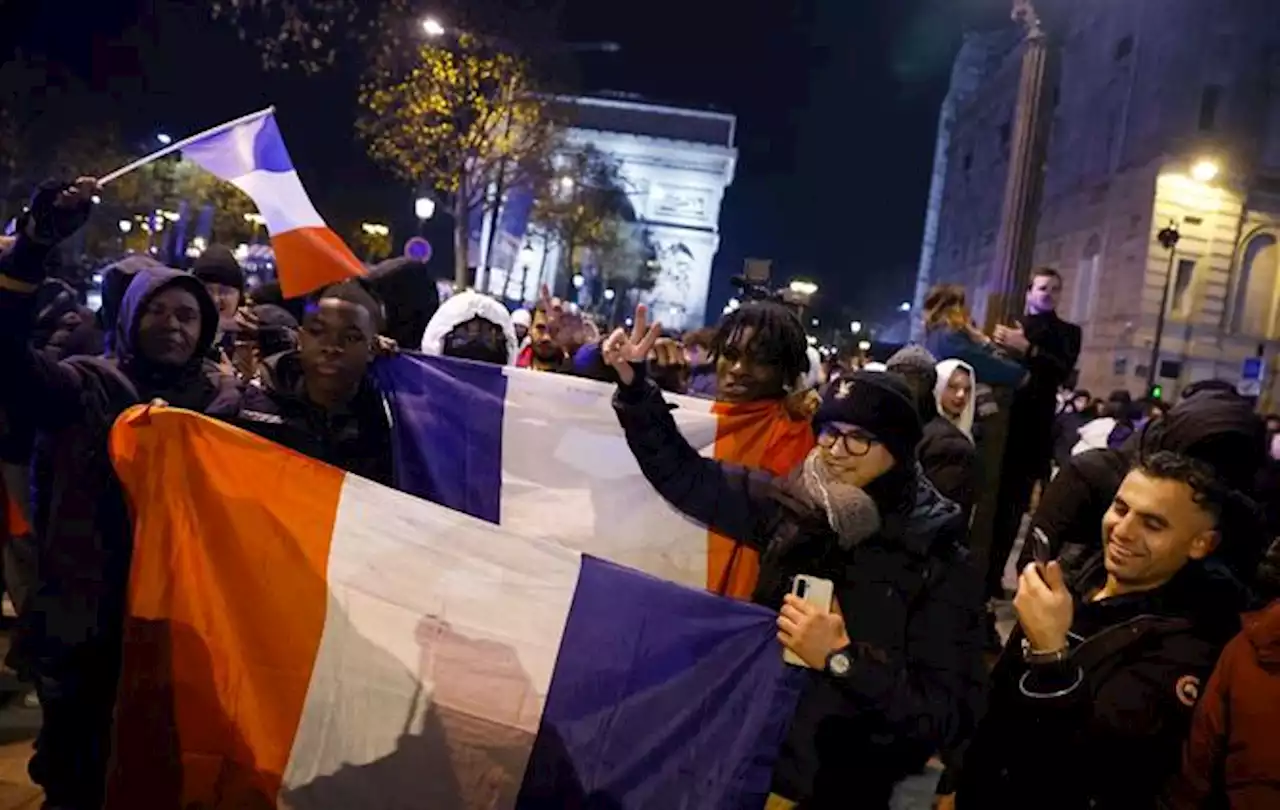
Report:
106,407,345,808
270,226,367,298
709,400,815,599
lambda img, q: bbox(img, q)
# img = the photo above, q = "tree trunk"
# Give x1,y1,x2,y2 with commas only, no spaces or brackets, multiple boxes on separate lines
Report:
453,190,469,290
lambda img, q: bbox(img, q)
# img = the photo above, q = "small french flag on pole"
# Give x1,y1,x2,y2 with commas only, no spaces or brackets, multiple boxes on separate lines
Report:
101,107,366,298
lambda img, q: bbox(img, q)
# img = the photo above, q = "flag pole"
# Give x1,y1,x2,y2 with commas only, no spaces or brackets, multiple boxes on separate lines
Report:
98,106,276,186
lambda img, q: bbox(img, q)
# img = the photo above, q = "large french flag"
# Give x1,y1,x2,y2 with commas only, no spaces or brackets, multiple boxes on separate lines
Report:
179,109,366,297
375,354,815,595
105,406,802,808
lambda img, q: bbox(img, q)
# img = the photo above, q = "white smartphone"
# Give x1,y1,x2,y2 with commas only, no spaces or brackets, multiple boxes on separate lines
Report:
784,575,835,667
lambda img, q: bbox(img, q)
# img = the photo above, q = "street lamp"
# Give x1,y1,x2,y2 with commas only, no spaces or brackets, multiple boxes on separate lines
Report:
899,301,912,313
850,320,863,335
858,340,872,352
361,222,390,237
789,280,819,297
156,133,172,146
572,273,585,290
1146,222,1182,393
118,220,133,234
603,288,616,301
414,197,436,221
1191,159,1220,184
422,17,446,37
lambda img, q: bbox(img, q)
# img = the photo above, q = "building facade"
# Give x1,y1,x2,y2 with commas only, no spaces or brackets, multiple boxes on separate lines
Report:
488,95,738,331
915,0,1280,407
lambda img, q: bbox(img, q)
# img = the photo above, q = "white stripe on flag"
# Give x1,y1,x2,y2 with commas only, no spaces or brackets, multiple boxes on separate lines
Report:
230,169,327,233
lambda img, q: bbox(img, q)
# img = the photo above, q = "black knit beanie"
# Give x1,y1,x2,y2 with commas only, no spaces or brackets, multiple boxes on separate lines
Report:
814,371,923,465
192,245,245,293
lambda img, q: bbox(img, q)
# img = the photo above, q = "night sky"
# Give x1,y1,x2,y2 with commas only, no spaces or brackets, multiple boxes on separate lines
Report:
1,0,1010,325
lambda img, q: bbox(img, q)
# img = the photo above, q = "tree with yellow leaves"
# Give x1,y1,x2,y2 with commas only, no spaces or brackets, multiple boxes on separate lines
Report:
358,32,560,286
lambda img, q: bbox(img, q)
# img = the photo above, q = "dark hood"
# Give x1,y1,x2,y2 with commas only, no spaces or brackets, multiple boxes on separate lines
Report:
367,257,440,350
98,254,167,357
1125,390,1265,493
115,265,220,366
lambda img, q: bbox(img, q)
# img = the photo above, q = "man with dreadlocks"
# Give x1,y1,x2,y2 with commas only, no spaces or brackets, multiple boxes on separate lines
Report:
683,300,819,598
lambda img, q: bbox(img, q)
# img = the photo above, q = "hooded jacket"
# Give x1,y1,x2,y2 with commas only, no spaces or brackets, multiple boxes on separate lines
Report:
1165,600,1280,810
921,360,979,515
368,257,441,350
0,244,255,651
955,558,1247,810
419,290,518,365
613,375,985,808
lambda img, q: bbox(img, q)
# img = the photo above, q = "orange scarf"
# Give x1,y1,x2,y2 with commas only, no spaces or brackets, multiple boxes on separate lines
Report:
709,399,815,599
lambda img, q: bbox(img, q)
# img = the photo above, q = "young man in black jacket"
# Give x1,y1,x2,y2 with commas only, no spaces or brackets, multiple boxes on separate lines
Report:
603,309,986,809
951,452,1249,810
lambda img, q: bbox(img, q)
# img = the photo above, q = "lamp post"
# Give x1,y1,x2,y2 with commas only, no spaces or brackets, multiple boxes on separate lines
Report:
1146,222,1182,395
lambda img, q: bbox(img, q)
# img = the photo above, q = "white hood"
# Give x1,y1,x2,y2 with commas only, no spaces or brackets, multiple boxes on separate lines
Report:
419,291,519,365
1073,416,1117,456
934,358,976,442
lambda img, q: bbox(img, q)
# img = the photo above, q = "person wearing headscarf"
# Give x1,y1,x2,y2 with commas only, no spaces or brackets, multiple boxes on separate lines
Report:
0,178,264,810
420,290,518,366
927,359,979,516
605,314,985,808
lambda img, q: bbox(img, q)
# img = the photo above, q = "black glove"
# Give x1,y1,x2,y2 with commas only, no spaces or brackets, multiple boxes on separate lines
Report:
20,180,94,246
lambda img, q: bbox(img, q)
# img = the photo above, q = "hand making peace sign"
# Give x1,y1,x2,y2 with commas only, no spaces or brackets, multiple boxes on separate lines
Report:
601,304,663,386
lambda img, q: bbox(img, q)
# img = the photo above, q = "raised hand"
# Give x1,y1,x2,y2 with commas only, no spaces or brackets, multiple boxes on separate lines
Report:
601,304,662,386
24,177,99,246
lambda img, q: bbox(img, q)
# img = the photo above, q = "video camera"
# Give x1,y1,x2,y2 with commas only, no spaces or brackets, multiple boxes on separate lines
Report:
730,258,786,304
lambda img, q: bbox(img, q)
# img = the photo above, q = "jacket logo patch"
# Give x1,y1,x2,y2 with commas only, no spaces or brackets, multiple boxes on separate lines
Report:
239,410,285,425
834,380,854,400
1174,674,1201,707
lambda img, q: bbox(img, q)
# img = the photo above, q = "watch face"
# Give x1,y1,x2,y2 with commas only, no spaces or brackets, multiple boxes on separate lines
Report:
828,652,851,677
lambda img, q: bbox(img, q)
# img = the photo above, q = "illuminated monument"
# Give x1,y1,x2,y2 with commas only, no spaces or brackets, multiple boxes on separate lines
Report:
496,94,737,331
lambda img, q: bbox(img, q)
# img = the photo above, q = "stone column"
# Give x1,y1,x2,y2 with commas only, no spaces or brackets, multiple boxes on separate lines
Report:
983,0,1053,329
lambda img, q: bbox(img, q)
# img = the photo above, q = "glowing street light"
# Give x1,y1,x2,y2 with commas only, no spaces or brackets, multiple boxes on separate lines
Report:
898,301,912,313
603,288,616,301
789,280,818,297
858,340,872,352
572,273,585,289
156,133,172,145
850,320,863,335
1191,159,1220,184
117,220,133,234
414,197,436,221
361,222,390,237
244,212,267,227
422,17,446,37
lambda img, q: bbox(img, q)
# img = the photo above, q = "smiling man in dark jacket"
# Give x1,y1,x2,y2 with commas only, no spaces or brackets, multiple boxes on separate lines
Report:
602,312,986,808
0,179,262,809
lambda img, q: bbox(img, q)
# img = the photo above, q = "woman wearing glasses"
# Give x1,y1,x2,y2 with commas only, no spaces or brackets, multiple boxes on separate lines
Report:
604,308,987,810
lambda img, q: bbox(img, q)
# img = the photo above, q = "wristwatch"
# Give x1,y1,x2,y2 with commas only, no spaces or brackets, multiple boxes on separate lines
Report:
1020,637,1070,666
825,646,853,678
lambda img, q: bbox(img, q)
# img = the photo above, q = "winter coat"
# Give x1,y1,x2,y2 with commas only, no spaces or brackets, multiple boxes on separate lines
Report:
1164,600,1280,810
232,351,394,486
919,418,978,517
1005,311,1082,480
923,325,1025,389
954,559,1246,810
419,290,518,365
0,242,258,653
613,377,986,809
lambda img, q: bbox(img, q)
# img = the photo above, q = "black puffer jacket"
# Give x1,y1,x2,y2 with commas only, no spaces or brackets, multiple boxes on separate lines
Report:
955,559,1246,810
614,378,986,809
232,351,394,486
919,417,978,516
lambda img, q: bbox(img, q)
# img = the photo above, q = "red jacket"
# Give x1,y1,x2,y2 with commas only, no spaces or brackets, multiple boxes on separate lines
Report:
1166,601,1280,809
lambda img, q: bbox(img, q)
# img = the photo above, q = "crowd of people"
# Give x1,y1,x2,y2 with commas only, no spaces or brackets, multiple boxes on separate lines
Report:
2,178,1280,809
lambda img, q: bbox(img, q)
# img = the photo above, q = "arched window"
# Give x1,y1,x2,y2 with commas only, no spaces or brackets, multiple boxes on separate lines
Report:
1232,233,1279,336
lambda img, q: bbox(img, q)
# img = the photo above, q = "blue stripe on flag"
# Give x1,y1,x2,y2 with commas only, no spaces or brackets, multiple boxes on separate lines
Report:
516,555,804,809
182,113,295,180
375,353,507,524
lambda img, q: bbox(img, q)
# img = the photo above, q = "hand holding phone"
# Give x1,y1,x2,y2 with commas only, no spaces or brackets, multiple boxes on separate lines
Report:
784,575,835,667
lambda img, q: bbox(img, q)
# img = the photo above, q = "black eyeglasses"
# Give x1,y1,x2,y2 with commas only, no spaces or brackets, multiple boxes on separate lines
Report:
817,425,877,457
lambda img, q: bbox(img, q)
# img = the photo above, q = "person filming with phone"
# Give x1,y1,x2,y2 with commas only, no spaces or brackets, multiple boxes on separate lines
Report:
605,306,986,809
